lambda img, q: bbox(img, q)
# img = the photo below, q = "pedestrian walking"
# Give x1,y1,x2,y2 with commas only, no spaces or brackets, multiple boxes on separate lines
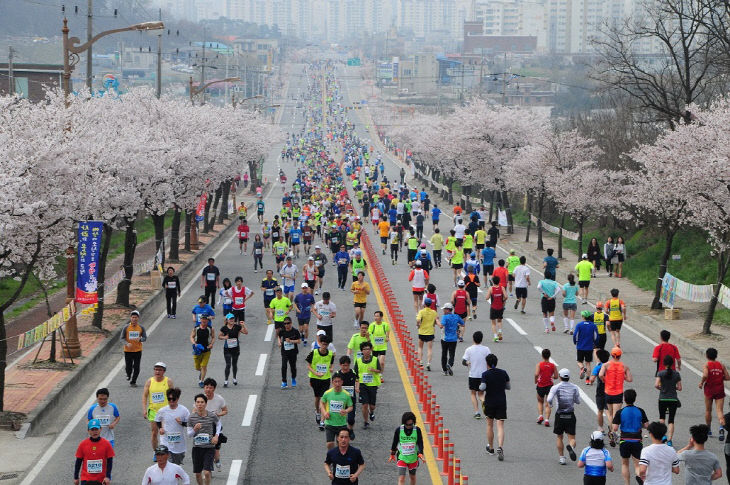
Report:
587,238,602,277
614,236,627,278
604,237,618,277
162,267,181,319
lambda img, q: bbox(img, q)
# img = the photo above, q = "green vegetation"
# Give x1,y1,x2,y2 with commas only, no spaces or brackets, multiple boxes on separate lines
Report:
0,212,175,318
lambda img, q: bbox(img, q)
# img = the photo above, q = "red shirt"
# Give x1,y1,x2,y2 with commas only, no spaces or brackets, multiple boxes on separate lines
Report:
237,224,249,240
537,361,556,387
652,343,680,370
493,267,509,288
75,437,114,481
490,285,505,310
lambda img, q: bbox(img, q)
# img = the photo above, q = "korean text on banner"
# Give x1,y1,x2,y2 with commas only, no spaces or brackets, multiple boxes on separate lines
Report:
76,221,104,304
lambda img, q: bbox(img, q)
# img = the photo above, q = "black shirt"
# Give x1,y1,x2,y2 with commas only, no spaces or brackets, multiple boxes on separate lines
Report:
487,226,500,245
279,328,301,354
162,275,181,295
219,324,243,350
481,368,510,406
202,266,220,287
195,326,212,351
325,446,364,485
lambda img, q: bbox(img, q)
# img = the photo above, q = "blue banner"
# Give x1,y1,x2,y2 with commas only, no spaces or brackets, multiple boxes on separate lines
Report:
76,221,104,304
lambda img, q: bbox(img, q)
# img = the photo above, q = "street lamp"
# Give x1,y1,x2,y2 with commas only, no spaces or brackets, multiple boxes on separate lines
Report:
189,77,240,106
60,17,164,357
232,93,262,108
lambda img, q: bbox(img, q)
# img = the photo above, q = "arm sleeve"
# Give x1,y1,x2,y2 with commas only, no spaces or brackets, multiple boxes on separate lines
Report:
119,325,127,342
390,428,400,454
74,458,83,479
417,427,424,453
88,404,96,420
546,385,557,406
112,403,120,417
106,457,113,479
140,326,147,343
215,419,222,435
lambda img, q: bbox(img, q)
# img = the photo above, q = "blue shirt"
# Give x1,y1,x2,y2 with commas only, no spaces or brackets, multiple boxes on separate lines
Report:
563,283,579,304
294,292,315,319
388,208,397,224
465,259,480,275
440,313,465,342
420,191,427,201
192,304,215,325
538,279,560,298
579,447,611,477
543,256,558,274
614,405,648,441
431,207,441,221
335,251,350,267
290,228,302,243
573,321,598,351
481,247,496,266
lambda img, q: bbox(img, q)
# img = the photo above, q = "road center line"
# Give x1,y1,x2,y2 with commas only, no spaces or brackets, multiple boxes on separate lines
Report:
506,318,528,336
264,324,274,342
255,353,267,376
241,394,258,426
226,459,243,485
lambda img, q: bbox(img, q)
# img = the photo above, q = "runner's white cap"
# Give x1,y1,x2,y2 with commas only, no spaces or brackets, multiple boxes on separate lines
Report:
301,283,309,288
308,256,314,260
441,303,453,310
315,245,321,249
582,253,588,259
590,430,604,441
154,362,167,369
317,329,326,336
558,368,570,378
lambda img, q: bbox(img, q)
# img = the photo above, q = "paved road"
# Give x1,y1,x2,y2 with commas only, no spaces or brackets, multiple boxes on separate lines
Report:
337,63,722,484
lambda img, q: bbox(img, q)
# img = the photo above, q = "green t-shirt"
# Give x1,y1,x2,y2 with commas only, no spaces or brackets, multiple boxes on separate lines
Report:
269,297,292,322
507,255,520,273
348,333,371,359
321,388,353,427
273,241,287,255
368,321,390,351
575,260,593,281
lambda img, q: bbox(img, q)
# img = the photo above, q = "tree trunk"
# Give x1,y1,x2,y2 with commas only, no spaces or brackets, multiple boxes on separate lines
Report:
203,193,213,233
169,208,181,262
558,213,565,259
536,191,545,250
445,178,454,204
248,159,259,191
208,187,222,231
651,229,676,310
151,213,165,265
184,210,192,251
577,219,584,260
525,193,533,243
115,218,137,307
0,311,6,411
33,274,56,362
501,190,514,234
92,223,113,329
489,190,496,222
703,251,730,334
217,181,231,224
464,185,472,212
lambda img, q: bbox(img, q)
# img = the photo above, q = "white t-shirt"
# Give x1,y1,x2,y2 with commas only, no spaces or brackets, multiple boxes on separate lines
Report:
280,264,298,286
315,301,337,326
155,404,190,454
205,393,226,417
411,201,421,214
453,224,466,239
513,265,531,288
462,344,492,378
141,462,191,485
639,443,680,485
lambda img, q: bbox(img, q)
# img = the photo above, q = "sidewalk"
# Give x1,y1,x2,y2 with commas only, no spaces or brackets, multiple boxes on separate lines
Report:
1,190,259,419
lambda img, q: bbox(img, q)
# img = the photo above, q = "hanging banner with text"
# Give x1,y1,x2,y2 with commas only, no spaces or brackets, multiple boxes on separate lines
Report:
660,272,715,308
530,215,580,241
76,221,103,304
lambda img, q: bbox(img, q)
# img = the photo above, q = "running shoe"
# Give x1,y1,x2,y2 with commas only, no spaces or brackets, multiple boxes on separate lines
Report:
497,447,504,461
566,444,576,461
302,339,308,346
281,382,288,389
635,476,644,485
474,413,481,419
551,324,556,331
579,368,587,380
485,445,495,456
520,310,526,314
315,412,321,425
426,363,431,371
559,456,566,465
494,336,499,342
514,300,519,310
498,333,503,341
544,420,550,427
447,365,453,376
315,290,319,295
233,379,238,386
224,381,229,388
363,422,370,429
198,381,204,388
215,460,222,471
544,328,550,333
666,440,673,447
291,378,297,387
171,315,176,319
563,328,569,334
608,431,616,447
319,420,325,431
370,413,375,421
585,379,591,385
349,429,355,440
537,415,544,424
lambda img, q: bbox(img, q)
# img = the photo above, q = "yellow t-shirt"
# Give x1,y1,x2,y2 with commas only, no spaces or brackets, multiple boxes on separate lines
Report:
417,308,437,336
430,233,444,251
378,221,390,238
575,260,593,281
351,281,370,304
475,229,486,245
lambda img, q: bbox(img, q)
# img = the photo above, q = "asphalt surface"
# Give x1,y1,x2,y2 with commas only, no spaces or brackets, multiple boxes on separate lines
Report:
338,63,721,484
15,62,723,485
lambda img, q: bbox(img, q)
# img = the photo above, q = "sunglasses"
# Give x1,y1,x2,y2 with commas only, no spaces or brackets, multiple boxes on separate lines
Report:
167,397,177,401
404,422,415,427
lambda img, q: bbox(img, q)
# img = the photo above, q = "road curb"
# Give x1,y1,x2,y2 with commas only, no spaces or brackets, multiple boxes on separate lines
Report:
20,201,253,439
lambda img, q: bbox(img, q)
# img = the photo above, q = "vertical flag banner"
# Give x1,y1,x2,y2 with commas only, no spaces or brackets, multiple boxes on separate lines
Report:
196,193,207,222
76,221,104,304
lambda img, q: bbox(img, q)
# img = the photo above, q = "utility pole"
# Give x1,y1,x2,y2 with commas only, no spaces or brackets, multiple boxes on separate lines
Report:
86,0,93,91
200,28,207,105
8,46,14,96
156,8,162,98
501,52,507,106
460,62,465,105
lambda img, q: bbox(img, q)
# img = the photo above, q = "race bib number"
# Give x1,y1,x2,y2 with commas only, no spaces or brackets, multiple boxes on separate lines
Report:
315,260,322,266
304,232,311,237
240,231,247,238
86,459,103,474
265,289,274,295
374,336,385,346
128,331,140,341
275,309,286,318
166,432,181,443
401,442,416,455
234,297,244,305
335,464,351,479
343,386,355,397
284,341,295,351
338,258,347,265
272,231,279,238
96,414,110,426
226,338,238,348
362,373,374,384
320,310,330,318
329,400,344,412
151,392,165,404
316,363,329,374
194,433,210,446
167,281,176,289
206,273,216,281
255,249,262,255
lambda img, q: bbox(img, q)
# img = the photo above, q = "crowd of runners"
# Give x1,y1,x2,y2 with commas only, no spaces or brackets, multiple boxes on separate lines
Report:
70,60,730,485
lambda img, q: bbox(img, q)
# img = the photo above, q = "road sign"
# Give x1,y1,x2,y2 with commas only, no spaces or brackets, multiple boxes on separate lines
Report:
347,58,361,66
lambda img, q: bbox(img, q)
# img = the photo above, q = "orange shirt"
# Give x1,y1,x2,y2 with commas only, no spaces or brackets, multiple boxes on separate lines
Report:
493,266,509,288
378,221,390,237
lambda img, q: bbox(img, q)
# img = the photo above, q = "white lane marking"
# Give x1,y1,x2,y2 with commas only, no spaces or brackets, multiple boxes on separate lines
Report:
255,353,267,376
227,459,243,485
241,394,258,426
264,324,274,342
506,318,527,336
20,171,265,483
534,345,599,415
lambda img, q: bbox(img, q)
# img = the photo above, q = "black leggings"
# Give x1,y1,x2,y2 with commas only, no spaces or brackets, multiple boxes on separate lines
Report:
390,244,399,261
254,254,263,270
441,340,457,371
337,266,348,289
204,285,216,307
124,351,141,384
223,348,240,380
281,351,297,381
725,453,730,484
166,290,178,315
433,250,441,266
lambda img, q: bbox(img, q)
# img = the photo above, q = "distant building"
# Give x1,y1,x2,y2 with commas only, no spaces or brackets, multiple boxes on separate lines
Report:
0,63,62,102
463,20,537,54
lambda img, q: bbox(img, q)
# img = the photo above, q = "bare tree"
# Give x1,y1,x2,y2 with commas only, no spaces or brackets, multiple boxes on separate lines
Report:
590,0,725,129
